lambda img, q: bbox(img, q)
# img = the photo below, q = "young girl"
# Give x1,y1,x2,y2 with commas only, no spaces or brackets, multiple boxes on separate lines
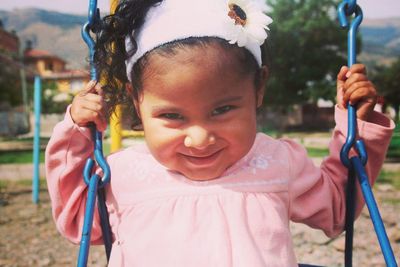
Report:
45,0,394,266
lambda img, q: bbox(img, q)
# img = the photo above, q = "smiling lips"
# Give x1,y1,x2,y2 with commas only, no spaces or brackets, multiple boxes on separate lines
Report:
181,149,223,167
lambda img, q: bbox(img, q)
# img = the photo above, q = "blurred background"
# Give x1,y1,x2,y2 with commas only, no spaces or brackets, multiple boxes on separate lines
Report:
0,0,399,266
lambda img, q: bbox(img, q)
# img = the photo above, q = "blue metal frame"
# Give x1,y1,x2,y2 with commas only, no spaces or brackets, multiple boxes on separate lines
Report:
32,75,41,204
338,1,397,266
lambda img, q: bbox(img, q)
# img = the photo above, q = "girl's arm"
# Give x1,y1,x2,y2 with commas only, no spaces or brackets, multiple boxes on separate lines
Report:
45,81,107,245
288,63,394,236
287,104,394,238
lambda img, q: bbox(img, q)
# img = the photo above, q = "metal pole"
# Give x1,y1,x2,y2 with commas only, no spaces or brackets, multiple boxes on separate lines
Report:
32,75,41,204
109,0,122,153
110,105,122,152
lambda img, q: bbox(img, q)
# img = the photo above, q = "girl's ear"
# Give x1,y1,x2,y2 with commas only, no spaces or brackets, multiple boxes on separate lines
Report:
126,83,134,96
256,66,269,108
126,83,141,118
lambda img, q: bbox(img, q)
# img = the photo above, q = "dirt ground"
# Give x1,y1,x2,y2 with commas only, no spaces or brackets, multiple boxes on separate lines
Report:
0,181,399,267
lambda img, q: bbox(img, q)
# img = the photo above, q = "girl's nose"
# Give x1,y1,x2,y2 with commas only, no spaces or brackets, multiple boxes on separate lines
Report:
184,126,216,149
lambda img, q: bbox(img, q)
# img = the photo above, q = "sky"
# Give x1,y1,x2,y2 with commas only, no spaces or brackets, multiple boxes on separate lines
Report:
0,0,399,19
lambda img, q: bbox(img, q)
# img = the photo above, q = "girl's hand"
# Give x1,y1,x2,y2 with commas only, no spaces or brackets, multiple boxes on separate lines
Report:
70,80,107,131
336,64,377,121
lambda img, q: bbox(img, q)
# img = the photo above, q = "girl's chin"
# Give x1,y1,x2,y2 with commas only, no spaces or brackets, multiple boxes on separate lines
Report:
181,167,228,181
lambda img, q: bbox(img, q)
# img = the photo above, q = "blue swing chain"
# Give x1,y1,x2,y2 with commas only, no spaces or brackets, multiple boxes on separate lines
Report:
77,1,112,267
338,1,397,267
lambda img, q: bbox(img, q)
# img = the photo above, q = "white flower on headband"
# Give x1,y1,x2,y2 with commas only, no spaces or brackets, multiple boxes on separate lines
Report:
226,0,273,47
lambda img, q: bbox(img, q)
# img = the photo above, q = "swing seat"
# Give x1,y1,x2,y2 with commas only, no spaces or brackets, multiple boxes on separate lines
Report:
299,264,324,267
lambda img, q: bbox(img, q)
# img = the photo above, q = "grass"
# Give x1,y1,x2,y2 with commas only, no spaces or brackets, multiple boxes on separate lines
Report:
0,142,111,165
0,178,47,191
304,136,400,159
0,136,49,164
381,198,400,205
387,133,400,159
377,169,400,205
377,170,400,190
0,179,8,190
306,147,329,157
0,150,45,164
103,143,111,156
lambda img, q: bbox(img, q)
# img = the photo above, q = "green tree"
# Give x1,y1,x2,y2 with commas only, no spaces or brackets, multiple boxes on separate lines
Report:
264,0,352,107
0,59,22,107
373,57,400,122
41,80,72,114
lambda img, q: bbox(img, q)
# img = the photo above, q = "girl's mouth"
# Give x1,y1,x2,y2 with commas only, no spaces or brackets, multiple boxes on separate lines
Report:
180,149,223,167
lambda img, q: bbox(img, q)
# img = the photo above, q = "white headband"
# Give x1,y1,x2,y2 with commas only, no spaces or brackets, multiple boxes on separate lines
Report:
125,0,272,81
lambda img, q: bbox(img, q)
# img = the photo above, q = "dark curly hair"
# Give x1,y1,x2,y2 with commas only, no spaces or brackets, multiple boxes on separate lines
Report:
94,0,269,130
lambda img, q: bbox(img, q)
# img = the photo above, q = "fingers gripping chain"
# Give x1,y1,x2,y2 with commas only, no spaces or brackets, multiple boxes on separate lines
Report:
337,0,365,168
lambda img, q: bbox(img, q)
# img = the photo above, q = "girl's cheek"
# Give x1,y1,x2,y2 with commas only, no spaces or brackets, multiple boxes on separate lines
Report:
147,126,184,149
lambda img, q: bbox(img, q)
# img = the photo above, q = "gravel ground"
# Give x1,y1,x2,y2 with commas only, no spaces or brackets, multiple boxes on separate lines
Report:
0,182,399,267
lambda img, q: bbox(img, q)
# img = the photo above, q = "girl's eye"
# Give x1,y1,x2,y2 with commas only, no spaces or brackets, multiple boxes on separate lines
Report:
211,105,234,116
159,113,183,120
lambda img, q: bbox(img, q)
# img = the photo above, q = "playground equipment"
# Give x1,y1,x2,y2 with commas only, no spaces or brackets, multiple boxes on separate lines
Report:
77,1,113,266
32,75,41,204
76,0,398,266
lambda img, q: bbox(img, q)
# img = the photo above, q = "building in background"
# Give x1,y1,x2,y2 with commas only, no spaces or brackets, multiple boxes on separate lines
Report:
0,22,19,54
22,47,90,134
24,48,89,95
0,20,30,136
0,19,90,136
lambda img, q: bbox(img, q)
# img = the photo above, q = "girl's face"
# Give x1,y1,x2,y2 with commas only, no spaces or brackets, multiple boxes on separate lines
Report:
134,45,267,181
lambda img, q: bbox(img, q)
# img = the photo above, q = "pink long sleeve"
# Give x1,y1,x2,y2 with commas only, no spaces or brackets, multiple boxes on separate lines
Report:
45,106,104,245
288,106,394,237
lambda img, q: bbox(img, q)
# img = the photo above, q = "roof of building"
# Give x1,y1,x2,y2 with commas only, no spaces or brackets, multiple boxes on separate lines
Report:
0,27,19,54
24,49,66,63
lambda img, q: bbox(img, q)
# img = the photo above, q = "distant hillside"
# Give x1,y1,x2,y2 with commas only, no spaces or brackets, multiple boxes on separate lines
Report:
360,18,400,66
0,8,88,69
0,8,399,69
0,8,85,31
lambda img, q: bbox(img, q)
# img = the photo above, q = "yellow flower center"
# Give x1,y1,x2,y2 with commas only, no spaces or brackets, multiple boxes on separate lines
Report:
228,4,247,26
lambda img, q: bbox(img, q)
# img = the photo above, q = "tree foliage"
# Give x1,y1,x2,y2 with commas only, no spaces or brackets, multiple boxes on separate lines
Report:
0,58,22,108
41,80,72,114
264,0,351,107
373,57,400,122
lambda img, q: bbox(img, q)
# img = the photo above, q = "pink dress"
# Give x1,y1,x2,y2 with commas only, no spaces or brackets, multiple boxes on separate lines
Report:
45,106,394,266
